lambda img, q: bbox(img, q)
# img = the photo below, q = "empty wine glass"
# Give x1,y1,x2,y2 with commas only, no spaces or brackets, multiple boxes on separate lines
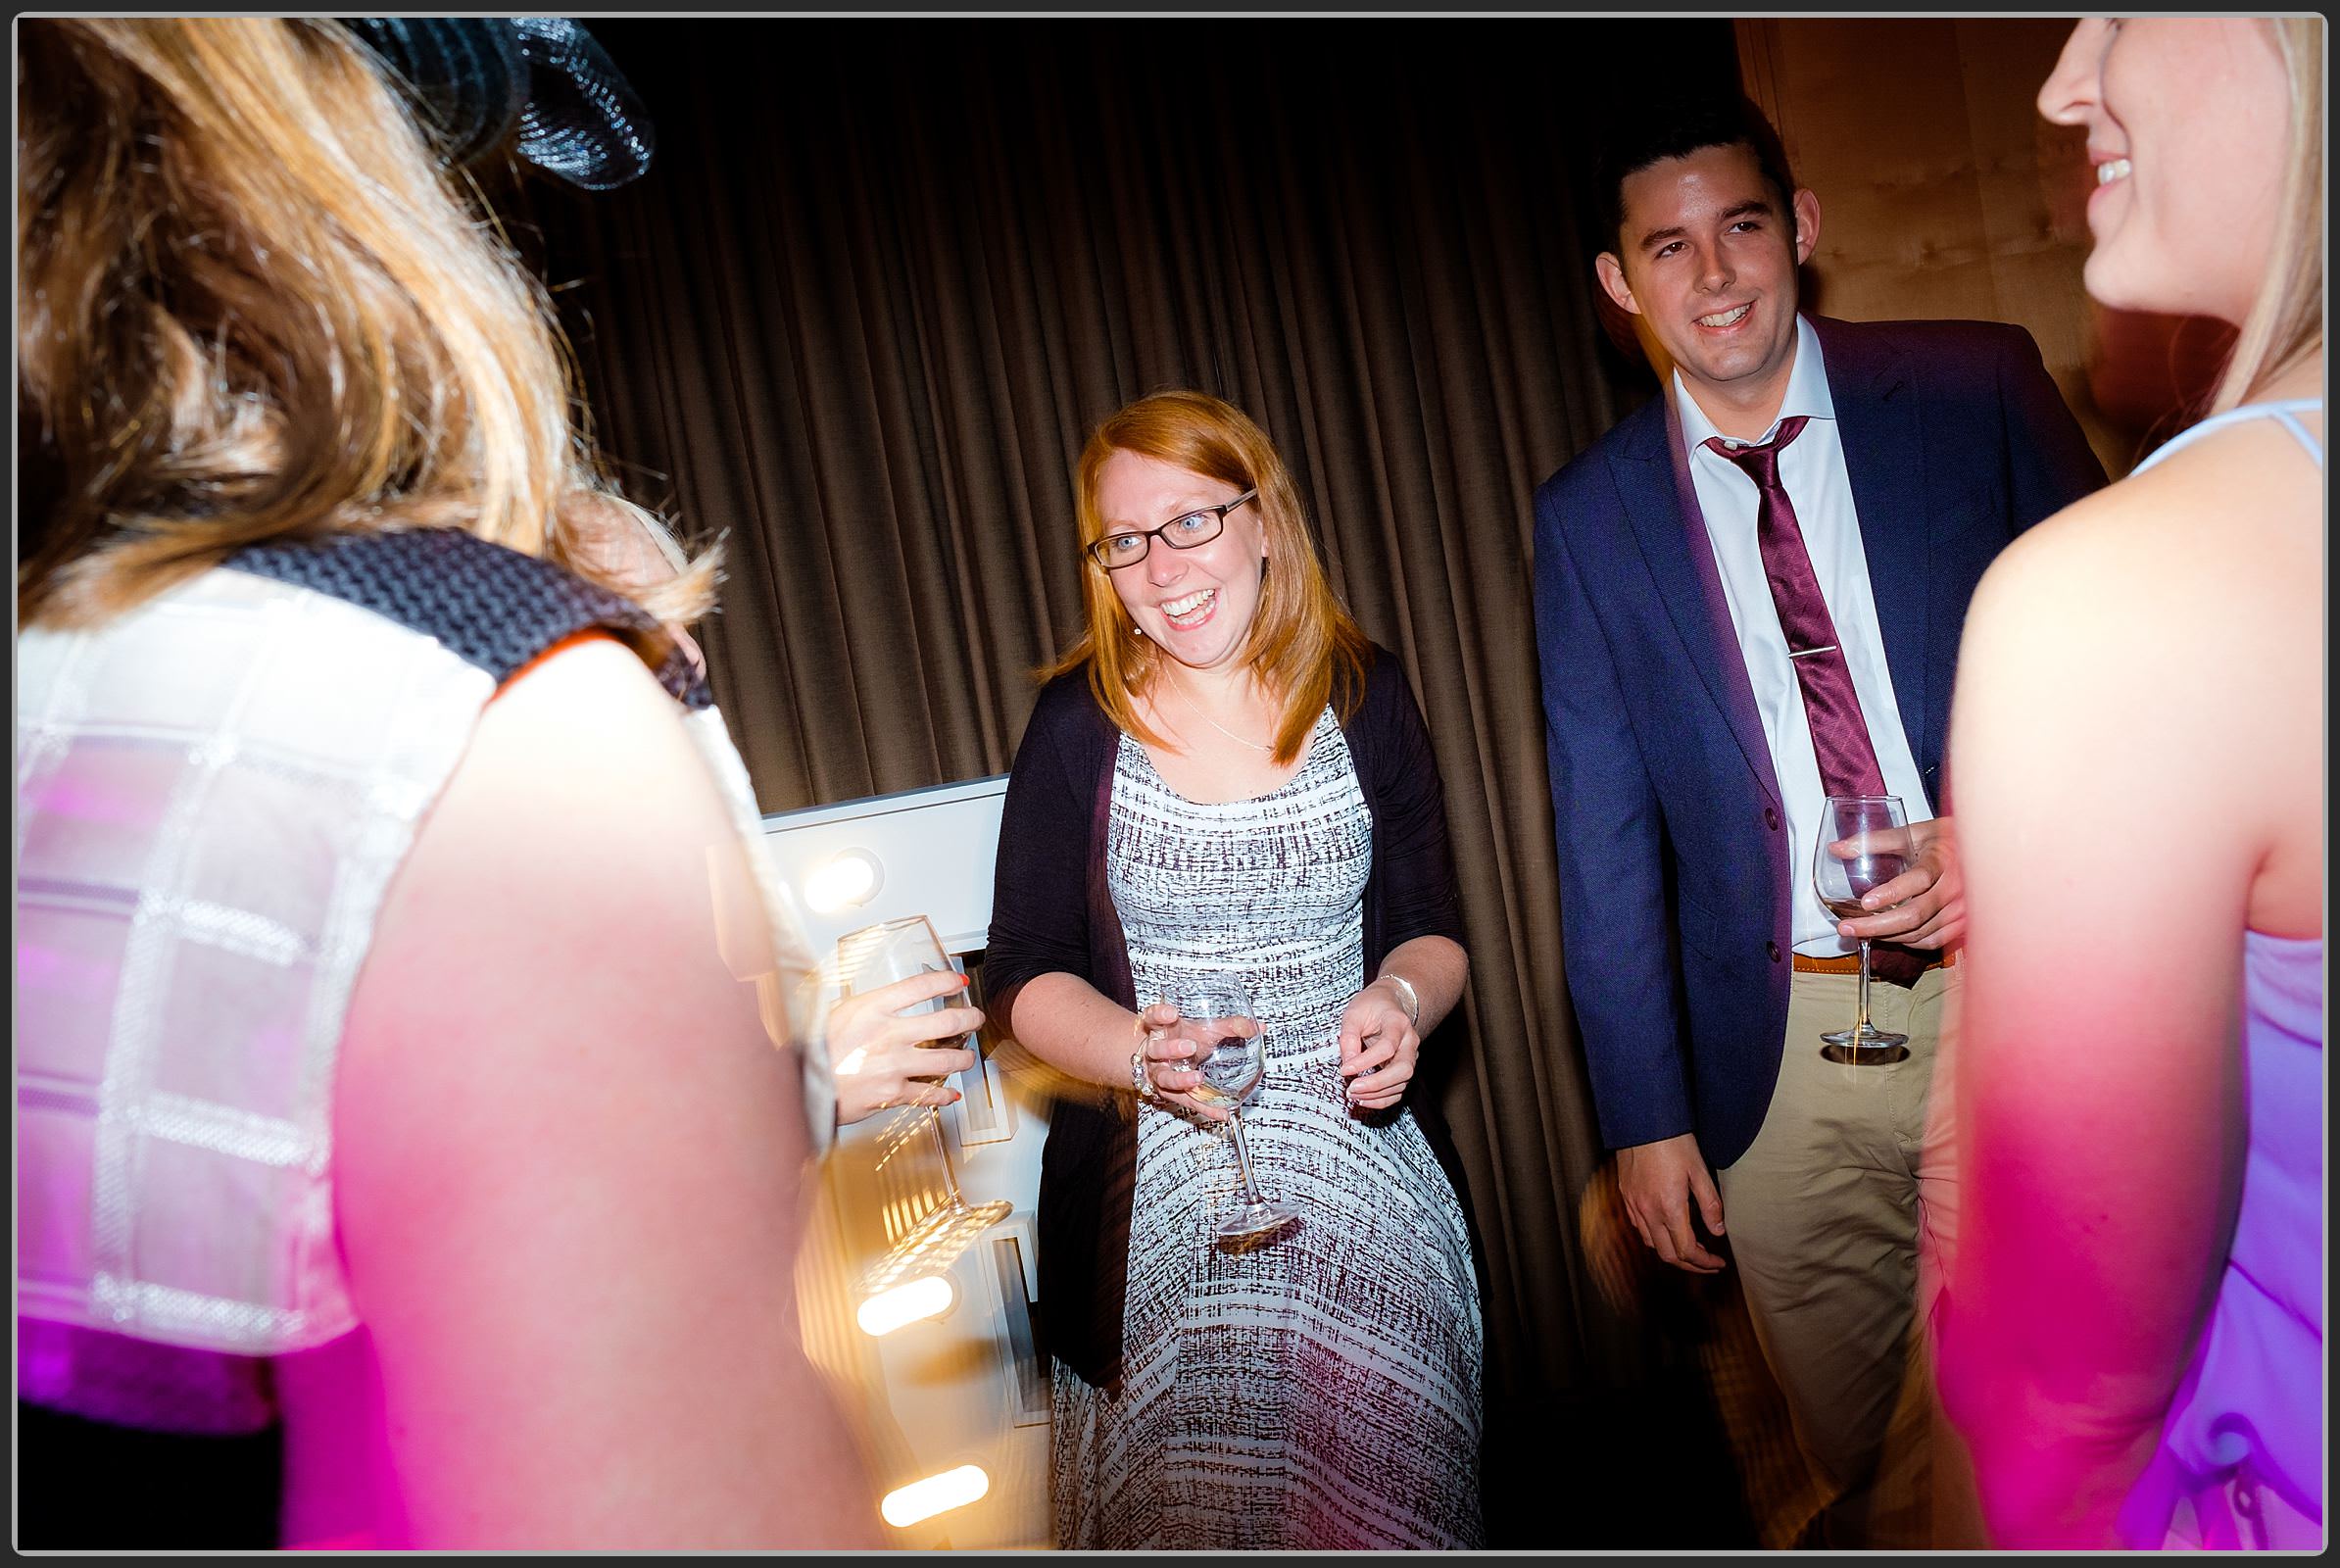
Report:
1170,977,1295,1242
836,915,1010,1297
1812,795,1915,1064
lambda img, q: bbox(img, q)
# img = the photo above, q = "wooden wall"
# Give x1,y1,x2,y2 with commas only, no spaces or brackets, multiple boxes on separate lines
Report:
1737,17,2167,479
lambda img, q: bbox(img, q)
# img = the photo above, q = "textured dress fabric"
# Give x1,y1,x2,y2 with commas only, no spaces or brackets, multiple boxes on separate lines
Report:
1049,708,1484,1550
15,530,826,1444
984,651,1472,1396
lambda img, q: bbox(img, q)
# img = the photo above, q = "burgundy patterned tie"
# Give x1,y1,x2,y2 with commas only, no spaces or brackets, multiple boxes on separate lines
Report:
1706,416,1923,985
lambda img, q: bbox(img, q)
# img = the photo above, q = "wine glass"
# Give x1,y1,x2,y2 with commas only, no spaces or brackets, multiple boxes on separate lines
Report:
836,915,1010,1297
1811,795,1915,1064
1171,977,1295,1241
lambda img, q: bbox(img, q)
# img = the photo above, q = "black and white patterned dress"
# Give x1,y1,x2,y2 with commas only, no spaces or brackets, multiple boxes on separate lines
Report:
1050,706,1484,1549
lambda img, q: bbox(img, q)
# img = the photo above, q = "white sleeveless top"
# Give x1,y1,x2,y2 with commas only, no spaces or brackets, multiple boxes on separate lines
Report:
17,552,828,1430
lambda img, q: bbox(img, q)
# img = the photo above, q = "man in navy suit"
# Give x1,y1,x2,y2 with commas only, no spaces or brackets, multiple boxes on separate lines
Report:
1533,95,2104,1547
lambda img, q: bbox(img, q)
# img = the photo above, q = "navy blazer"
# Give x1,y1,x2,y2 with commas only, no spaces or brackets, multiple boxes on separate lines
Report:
1532,316,2105,1169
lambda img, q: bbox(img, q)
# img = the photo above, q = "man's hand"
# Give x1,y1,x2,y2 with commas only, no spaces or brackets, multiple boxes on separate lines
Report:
1616,1132,1727,1273
1836,812,1966,951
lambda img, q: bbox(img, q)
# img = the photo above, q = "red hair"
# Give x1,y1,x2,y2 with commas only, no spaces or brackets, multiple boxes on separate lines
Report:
1046,390,1369,763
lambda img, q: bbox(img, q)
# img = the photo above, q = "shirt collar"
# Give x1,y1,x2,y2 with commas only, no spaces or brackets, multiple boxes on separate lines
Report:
1674,314,1835,453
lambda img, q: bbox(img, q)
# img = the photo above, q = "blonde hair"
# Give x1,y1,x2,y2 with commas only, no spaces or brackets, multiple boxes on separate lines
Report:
16,18,715,629
2211,16,2324,413
1047,390,1370,764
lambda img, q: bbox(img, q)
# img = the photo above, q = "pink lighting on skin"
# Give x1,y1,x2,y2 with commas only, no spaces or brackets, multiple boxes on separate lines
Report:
1937,896,2245,1547
273,1328,414,1551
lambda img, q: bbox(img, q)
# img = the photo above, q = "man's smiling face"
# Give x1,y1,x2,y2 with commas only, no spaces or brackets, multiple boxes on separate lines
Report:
1596,140,1819,422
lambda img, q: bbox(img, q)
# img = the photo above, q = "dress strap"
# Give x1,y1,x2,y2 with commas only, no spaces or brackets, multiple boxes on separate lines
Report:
224,527,709,707
2132,399,2324,474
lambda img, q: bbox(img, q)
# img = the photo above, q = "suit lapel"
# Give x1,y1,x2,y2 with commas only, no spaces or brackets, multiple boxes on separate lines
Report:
1610,399,1782,808
1817,319,1933,773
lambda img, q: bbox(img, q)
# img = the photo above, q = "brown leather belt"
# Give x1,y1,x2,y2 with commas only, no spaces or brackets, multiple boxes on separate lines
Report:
1793,948,1959,974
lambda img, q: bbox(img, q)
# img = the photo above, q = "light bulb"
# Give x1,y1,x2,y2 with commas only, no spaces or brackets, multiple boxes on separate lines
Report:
855,1273,954,1337
804,848,882,913
880,1464,990,1527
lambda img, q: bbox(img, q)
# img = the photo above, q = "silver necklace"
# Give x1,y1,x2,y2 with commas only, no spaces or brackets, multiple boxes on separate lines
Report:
1165,677,1274,754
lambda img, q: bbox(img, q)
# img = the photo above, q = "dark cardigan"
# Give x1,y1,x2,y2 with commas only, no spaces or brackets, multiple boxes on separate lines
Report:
983,643,1467,1390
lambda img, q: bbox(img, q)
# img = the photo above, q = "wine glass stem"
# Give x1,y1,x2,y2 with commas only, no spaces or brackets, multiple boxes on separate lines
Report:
926,1104,969,1213
1226,1108,1263,1200
1855,940,1874,1039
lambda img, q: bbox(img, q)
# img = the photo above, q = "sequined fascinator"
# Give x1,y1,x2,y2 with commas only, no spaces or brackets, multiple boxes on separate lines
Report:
338,17,655,188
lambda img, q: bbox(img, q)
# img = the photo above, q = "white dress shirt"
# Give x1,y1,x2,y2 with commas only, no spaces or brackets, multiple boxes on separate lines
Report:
1675,315,1933,956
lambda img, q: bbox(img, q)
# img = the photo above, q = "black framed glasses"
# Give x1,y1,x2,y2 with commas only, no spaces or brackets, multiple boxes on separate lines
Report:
1083,488,1257,571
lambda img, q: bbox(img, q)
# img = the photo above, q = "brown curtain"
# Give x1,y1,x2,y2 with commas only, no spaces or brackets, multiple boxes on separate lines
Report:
518,19,1749,1544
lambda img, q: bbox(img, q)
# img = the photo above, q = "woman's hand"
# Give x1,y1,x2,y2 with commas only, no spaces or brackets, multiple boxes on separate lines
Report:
1336,976,1420,1112
828,969,984,1127
1133,1001,1232,1122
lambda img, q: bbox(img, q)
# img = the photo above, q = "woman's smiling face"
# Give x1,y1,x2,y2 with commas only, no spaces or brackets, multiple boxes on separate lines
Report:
1095,448,1268,677
2037,17,2289,325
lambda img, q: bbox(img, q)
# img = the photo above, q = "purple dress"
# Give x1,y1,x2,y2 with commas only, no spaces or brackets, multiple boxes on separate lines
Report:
2116,401,2324,1550
2117,933,2324,1548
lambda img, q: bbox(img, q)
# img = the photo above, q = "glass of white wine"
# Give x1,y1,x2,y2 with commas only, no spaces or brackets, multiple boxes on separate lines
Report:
837,915,1009,1296
1171,977,1295,1241
1812,794,1914,1064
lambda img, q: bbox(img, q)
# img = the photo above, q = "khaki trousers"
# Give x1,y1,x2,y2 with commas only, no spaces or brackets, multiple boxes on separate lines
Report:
1713,963,1985,1549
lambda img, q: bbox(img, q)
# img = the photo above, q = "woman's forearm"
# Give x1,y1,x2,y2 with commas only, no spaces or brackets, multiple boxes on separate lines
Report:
1002,935,1468,1093
1963,1391,2167,1548
999,971,1146,1091
1373,935,1467,1035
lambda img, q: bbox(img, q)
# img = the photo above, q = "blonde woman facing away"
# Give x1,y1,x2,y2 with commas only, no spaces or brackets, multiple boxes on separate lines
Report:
1942,17,2323,1552
16,18,876,1549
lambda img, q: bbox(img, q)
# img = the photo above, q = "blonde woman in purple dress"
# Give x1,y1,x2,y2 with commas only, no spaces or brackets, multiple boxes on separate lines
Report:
1943,17,2323,1551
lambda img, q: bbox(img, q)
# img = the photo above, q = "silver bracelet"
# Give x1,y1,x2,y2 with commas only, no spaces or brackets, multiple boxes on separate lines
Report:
1379,972,1421,1027
1130,1049,1157,1101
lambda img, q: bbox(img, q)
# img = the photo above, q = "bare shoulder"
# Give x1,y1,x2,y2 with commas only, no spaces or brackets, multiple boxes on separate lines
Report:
343,630,791,1142
473,631,709,771
1960,421,2320,794
327,634,858,1544
1977,419,2319,643
1958,410,2322,855
339,628,804,1220
2125,410,2323,552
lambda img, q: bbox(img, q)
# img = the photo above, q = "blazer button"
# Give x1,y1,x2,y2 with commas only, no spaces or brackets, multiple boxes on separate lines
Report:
1766,941,1782,963
1764,807,1780,831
